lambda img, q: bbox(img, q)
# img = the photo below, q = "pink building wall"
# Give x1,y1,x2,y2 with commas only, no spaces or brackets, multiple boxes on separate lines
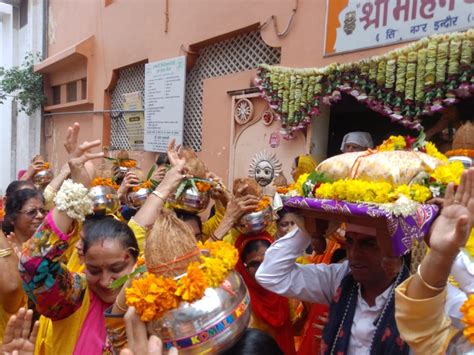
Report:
39,0,416,183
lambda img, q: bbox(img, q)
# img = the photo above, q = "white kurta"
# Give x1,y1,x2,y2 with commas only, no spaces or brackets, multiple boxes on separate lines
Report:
255,228,391,355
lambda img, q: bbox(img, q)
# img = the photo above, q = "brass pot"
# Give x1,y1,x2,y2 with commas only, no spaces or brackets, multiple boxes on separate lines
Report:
126,187,151,209
168,186,210,214
89,186,119,215
236,206,273,235
32,169,54,186
147,271,251,354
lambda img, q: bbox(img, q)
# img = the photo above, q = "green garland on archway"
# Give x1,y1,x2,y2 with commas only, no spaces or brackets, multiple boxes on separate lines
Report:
255,29,473,139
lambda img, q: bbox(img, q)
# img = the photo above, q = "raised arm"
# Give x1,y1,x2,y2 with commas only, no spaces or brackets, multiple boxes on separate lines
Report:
255,217,348,304
395,168,473,353
19,139,104,321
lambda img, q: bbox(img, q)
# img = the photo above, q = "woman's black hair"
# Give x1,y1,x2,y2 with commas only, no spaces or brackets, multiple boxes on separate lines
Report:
5,180,36,203
155,153,170,166
174,209,202,232
220,328,283,355
82,216,139,261
241,239,270,262
2,188,44,235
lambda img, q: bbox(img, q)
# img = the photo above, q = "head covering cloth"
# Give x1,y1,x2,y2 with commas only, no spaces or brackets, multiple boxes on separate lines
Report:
340,132,374,152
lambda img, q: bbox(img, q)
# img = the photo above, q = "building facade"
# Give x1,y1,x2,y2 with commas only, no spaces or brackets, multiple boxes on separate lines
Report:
34,0,470,187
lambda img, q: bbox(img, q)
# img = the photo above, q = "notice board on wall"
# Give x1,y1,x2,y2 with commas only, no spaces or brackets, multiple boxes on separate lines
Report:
144,56,186,152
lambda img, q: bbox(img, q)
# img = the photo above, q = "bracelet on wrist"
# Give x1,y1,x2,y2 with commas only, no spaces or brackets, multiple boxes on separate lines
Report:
114,299,128,313
0,248,13,258
152,190,167,202
416,264,446,292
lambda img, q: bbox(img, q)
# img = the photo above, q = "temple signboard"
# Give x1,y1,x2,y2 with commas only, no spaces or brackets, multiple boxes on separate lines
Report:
324,0,474,56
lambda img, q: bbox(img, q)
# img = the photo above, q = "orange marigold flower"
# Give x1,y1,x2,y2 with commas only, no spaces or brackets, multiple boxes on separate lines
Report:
135,256,145,267
91,177,119,190
445,149,474,159
276,186,289,194
461,294,474,344
119,159,137,168
255,196,271,212
43,162,50,170
126,273,178,322
132,179,154,192
0,208,4,220
175,262,208,302
196,181,211,192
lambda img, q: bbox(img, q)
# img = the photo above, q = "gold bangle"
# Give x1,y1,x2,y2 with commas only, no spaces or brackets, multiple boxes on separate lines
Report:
114,299,128,313
0,248,13,258
152,190,166,202
416,265,446,292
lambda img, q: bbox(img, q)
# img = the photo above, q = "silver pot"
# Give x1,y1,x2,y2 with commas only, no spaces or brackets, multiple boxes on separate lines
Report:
147,271,251,354
89,186,119,215
112,165,130,181
168,186,211,214
236,206,273,235
126,187,151,209
32,169,54,186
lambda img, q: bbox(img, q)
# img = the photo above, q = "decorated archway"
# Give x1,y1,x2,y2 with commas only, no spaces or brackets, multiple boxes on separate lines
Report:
255,29,473,139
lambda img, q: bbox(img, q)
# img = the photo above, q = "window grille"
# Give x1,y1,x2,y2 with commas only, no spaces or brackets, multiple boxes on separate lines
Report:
110,31,280,151
110,64,145,150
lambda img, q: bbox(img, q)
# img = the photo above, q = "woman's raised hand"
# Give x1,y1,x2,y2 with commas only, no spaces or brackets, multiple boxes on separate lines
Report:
167,139,185,167
68,140,104,187
429,168,474,259
1,308,39,355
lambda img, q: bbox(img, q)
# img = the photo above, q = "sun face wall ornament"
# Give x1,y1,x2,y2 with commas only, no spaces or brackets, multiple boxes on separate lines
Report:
234,98,254,125
248,150,283,187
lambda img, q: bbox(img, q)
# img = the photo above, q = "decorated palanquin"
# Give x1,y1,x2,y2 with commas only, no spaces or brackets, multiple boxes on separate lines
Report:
278,135,465,257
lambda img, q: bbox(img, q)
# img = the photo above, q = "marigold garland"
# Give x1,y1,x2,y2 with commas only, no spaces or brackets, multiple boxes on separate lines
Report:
295,173,310,196
132,180,154,192
445,149,474,158
125,240,238,321
256,30,473,137
315,180,432,204
424,141,448,162
430,161,465,185
118,159,137,168
255,196,271,212
377,135,407,151
195,181,212,193
0,208,4,220
461,294,474,344
91,177,120,190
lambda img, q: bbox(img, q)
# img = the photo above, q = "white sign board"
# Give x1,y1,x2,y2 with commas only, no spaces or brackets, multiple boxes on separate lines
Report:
324,0,474,56
144,56,186,152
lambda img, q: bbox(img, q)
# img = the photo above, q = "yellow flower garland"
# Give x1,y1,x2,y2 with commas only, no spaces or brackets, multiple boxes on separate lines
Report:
125,240,238,322
461,294,474,344
315,179,432,204
430,161,465,185
377,135,406,151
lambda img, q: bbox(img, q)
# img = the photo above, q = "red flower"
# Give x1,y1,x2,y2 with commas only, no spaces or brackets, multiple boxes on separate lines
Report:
404,136,417,149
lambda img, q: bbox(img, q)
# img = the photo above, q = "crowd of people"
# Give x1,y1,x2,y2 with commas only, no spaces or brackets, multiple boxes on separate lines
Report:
0,122,472,355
